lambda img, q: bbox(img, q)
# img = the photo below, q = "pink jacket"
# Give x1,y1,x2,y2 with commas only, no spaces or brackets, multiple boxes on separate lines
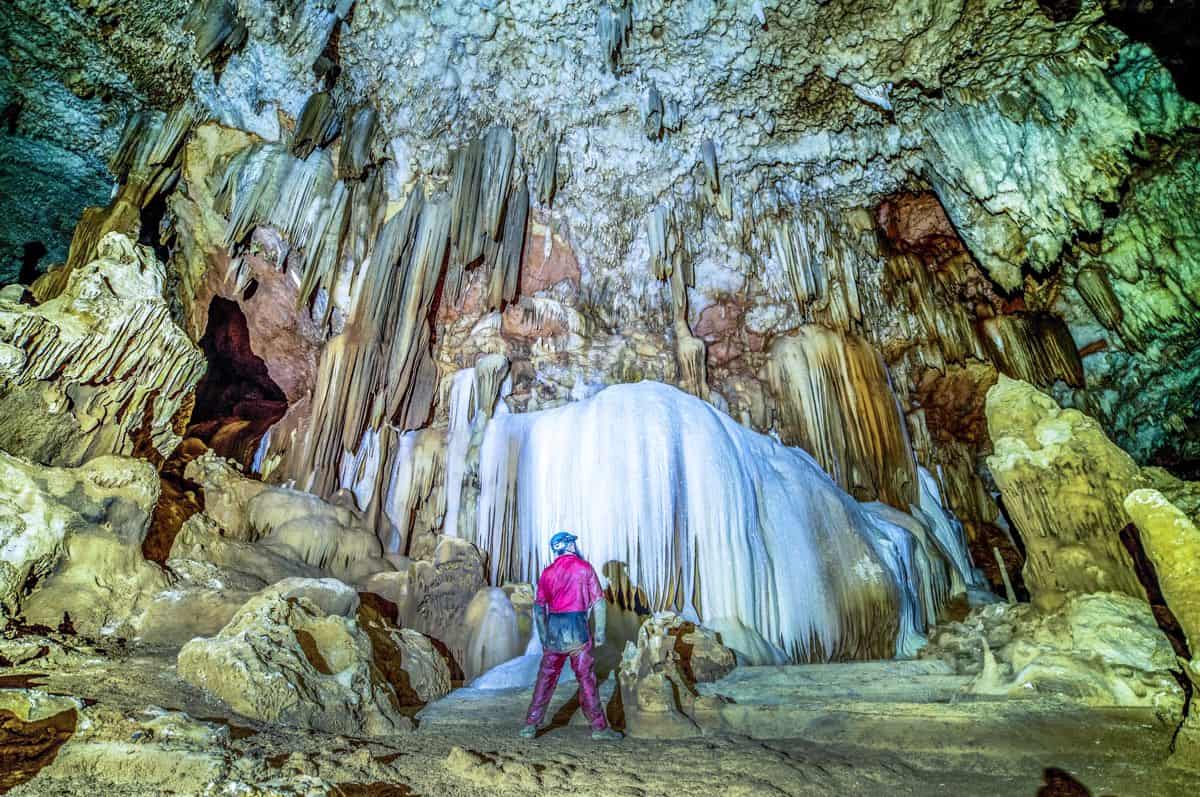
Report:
535,553,604,614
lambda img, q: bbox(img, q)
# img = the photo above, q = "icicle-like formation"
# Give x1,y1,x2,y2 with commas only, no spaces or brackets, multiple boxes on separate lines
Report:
443,368,480,540
597,0,633,73
644,85,664,140
109,104,196,186
535,135,558,206
979,312,1085,388
912,467,986,594
338,106,382,180
285,188,450,497
447,127,528,309
766,325,918,510
184,0,247,63
765,208,866,331
219,143,386,317
292,92,342,160
381,428,444,554
475,382,966,662
51,104,197,286
647,204,707,398
474,354,510,419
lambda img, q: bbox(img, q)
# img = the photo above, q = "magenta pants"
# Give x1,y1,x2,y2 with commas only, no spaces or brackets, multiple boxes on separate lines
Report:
524,641,608,730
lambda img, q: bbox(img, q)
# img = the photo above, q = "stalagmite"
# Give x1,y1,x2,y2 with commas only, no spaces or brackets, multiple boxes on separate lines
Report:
986,375,1145,604
766,325,918,510
475,381,973,662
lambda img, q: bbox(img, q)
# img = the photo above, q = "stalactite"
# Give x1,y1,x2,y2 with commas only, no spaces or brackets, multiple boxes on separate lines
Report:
766,325,919,510
291,92,342,160
184,0,248,63
475,382,974,662
978,312,1085,388
766,208,865,332
283,187,451,498
647,205,707,398
446,127,527,309
52,104,196,287
474,354,510,419
535,135,558,207
337,106,382,180
597,0,633,74
219,143,387,321
644,85,664,140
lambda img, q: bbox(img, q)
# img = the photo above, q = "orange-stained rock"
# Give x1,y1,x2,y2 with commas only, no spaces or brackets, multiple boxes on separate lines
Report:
519,221,581,295
501,300,570,341
876,192,959,257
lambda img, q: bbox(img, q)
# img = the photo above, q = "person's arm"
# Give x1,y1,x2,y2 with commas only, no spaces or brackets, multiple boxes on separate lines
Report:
591,599,607,647
534,602,549,644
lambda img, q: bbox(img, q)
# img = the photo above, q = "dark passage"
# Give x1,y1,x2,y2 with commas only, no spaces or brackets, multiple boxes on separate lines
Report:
188,296,288,467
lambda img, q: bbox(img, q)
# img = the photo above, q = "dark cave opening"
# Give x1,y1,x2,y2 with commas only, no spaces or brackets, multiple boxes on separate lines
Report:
143,296,289,563
1104,0,1199,101
189,296,288,467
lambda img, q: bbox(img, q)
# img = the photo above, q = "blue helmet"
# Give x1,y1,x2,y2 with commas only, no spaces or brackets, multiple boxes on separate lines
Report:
550,531,577,553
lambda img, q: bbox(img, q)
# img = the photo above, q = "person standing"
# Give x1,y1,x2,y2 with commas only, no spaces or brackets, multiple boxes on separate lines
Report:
519,531,623,740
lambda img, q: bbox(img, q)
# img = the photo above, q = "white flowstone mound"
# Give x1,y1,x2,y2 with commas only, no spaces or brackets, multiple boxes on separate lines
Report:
475,381,976,662
177,578,412,735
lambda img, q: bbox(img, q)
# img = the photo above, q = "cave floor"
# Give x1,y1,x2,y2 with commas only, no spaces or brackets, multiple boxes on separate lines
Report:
2,647,1192,796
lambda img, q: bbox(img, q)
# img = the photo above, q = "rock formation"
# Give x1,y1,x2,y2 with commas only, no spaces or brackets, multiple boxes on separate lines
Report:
618,612,735,739
986,375,1146,605
177,578,412,735
0,232,205,466
2,0,1200,787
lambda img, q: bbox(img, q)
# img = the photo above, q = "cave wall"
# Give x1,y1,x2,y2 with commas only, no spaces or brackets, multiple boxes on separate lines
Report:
6,0,1199,622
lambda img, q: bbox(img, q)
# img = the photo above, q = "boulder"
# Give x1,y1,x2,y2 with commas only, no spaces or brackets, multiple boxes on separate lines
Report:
0,451,167,636
177,578,412,735
365,535,489,676
618,612,734,739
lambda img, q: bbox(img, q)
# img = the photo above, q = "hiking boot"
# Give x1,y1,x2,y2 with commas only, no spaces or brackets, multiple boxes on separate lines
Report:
591,727,624,741
518,723,539,739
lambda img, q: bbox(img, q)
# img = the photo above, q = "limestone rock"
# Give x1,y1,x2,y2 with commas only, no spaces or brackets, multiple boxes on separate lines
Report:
0,450,166,636
985,375,1145,603
923,592,1183,718
182,450,392,585
355,593,452,706
618,612,733,739
1124,489,1200,652
177,578,413,735
365,535,489,676
0,232,206,466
